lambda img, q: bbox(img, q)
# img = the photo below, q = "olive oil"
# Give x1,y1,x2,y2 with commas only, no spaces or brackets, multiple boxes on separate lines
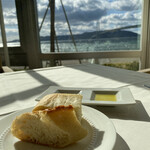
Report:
95,94,116,101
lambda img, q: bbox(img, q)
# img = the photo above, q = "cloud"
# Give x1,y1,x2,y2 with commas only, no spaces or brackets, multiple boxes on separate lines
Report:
54,21,96,35
0,0,142,41
37,0,107,24
55,8,107,23
38,0,107,36
110,0,142,11
37,0,142,36
99,11,141,31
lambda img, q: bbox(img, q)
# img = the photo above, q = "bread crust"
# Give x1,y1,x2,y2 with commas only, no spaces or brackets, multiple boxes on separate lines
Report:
43,105,73,113
33,93,82,111
33,93,83,121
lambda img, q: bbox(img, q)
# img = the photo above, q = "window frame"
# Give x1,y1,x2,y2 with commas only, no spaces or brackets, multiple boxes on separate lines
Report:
40,0,145,68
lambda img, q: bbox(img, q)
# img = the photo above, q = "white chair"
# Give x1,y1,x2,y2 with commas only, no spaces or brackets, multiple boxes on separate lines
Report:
0,57,13,73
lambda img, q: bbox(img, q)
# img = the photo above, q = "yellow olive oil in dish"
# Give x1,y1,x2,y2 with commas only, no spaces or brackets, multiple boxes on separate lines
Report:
94,94,117,101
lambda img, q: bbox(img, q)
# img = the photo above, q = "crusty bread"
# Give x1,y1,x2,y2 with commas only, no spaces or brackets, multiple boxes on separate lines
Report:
11,93,87,148
33,93,83,121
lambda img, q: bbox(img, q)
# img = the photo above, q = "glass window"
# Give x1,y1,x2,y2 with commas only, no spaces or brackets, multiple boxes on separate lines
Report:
37,0,142,53
0,0,20,47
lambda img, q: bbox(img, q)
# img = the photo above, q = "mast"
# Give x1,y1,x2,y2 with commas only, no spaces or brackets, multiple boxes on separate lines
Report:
50,0,55,53
60,0,81,64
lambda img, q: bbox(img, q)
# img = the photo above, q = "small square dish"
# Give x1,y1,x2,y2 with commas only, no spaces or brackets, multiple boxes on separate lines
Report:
83,87,136,106
35,86,136,106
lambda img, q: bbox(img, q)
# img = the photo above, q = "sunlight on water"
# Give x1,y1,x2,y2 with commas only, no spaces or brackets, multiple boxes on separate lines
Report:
40,37,140,53
0,42,20,47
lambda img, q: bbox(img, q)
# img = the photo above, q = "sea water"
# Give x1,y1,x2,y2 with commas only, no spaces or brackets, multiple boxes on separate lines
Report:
40,37,140,53
2,37,140,53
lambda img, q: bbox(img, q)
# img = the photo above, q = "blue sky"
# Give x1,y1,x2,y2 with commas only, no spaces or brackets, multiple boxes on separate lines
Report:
0,0,142,42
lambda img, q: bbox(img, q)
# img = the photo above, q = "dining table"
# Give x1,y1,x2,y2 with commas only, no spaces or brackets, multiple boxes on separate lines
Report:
0,63,150,150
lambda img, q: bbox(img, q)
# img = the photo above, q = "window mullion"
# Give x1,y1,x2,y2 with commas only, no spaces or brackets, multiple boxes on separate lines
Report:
141,0,150,69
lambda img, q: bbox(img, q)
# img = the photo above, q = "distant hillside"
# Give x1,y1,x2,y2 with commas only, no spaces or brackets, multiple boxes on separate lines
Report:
10,30,139,43
40,30,139,41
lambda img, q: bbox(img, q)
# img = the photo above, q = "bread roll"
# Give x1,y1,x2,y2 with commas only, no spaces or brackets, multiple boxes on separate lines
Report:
33,93,83,121
11,93,87,148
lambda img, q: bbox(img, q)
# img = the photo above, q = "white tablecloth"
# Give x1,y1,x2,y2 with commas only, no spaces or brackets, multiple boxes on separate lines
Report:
1,64,150,150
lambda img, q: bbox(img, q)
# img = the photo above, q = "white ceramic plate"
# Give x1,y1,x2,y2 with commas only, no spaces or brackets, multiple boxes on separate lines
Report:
0,106,116,150
36,86,136,106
